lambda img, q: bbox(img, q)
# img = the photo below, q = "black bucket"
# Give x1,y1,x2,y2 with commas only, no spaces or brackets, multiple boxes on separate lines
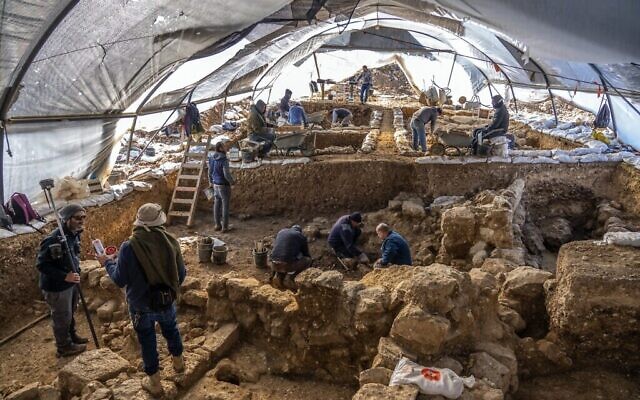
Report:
241,149,255,163
252,249,269,269
197,237,213,263
212,246,228,265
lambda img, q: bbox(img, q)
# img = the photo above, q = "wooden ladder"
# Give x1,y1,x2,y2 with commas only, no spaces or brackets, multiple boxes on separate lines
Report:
167,134,211,226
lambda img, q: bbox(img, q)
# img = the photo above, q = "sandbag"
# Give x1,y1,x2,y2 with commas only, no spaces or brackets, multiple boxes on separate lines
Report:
390,357,475,399
604,232,640,247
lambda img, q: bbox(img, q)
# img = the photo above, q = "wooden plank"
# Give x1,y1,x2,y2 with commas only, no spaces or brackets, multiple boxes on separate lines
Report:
171,198,194,204
175,186,197,192
185,152,206,158
168,211,191,217
178,174,199,180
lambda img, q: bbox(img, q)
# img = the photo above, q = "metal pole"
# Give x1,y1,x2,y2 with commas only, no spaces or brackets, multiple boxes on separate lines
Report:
446,53,457,88
41,182,100,349
125,116,138,164
509,84,519,114
131,108,179,165
590,64,619,139
221,90,228,125
313,53,324,100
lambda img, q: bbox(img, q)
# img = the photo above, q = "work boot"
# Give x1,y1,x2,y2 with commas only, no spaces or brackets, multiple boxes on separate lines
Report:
270,272,284,289
70,331,89,344
172,355,185,373
283,275,297,291
221,225,233,233
56,342,86,358
141,372,163,397
214,225,222,231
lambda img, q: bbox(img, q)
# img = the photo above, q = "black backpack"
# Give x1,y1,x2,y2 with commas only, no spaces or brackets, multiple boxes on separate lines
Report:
0,205,13,231
594,100,610,129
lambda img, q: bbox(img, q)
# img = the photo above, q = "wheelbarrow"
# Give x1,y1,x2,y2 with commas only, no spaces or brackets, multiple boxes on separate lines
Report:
273,131,316,156
307,111,326,128
430,129,473,156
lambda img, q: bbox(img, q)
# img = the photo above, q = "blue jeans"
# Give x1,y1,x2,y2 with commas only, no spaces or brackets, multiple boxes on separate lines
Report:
360,83,371,103
213,184,231,229
411,119,427,152
130,304,183,375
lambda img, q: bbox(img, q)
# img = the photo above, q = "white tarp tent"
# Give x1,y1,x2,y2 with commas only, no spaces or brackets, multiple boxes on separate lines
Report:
2,0,639,199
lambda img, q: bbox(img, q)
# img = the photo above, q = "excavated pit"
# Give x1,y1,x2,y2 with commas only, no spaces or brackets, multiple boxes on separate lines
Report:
3,158,640,399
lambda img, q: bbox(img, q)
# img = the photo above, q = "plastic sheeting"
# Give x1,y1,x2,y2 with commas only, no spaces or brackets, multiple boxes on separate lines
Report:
2,119,122,199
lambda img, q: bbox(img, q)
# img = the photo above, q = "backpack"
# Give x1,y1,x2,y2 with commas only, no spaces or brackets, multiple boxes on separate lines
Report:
594,100,610,129
0,204,13,231
6,192,45,225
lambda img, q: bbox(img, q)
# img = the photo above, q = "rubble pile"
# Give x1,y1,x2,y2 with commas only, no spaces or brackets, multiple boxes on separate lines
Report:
392,108,418,155
360,110,383,153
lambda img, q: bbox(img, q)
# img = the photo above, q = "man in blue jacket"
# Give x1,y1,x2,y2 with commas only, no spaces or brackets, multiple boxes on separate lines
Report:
36,204,88,357
98,203,186,397
374,223,412,268
328,212,369,265
208,141,235,232
288,102,307,126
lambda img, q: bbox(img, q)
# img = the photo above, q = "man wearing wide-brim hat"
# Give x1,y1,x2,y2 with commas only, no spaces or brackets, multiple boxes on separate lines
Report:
97,203,186,396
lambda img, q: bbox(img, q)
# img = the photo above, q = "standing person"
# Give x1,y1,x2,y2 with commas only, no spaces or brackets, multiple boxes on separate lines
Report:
288,102,307,126
248,99,276,158
328,212,369,265
269,225,312,290
36,204,88,357
208,141,235,232
330,108,353,127
357,65,372,104
98,203,186,397
410,106,442,153
279,89,292,117
373,223,412,268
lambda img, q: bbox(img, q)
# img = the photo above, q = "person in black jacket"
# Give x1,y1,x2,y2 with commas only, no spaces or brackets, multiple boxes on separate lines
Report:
269,225,311,289
328,212,369,265
208,141,235,232
36,204,88,357
472,95,510,154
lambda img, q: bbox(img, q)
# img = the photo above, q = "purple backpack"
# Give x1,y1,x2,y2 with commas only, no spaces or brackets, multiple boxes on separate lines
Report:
6,192,44,225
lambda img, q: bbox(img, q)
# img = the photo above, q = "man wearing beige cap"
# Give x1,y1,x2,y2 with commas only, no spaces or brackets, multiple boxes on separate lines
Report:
98,203,186,396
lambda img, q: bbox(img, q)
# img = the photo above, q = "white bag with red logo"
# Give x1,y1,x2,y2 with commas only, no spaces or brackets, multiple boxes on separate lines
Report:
389,357,475,399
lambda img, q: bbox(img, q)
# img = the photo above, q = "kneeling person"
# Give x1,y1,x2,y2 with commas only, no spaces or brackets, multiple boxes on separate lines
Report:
270,225,312,289
328,212,369,265
374,223,412,268
330,108,352,127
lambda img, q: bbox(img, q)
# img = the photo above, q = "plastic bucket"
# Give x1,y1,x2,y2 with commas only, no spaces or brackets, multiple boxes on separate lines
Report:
252,249,269,269
197,237,213,263
212,246,228,265
241,149,255,163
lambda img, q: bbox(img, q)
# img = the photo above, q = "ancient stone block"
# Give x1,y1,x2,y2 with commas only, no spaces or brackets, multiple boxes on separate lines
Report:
359,367,392,386
160,351,210,388
441,206,476,258
540,217,573,250
353,383,419,400
58,348,131,395
390,304,450,356
96,299,119,321
226,278,260,302
181,290,208,308
372,337,418,370
469,352,511,392
6,382,39,400
202,323,240,361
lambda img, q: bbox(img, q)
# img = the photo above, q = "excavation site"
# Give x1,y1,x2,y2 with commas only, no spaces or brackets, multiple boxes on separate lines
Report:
1,1,640,400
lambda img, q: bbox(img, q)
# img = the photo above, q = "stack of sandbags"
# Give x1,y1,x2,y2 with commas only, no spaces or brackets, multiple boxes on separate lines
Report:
54,176,90,200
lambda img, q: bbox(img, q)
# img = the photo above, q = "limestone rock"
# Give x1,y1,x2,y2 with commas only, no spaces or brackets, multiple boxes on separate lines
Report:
181,276,201,291
547,242,640,367
372,337,418,370
96,299,119,322
58,349,131,395
390,304,450,356
540,217,573,250
521,222,546,255
160,351,210,388
87,268,105,288
433,356,463,375
429,196,465,214
202,323,240,360
459,379,505,400
481,258,516,277
184,379,251,400
402,198,426,218
353,383,419,400
206,297,233,322
490,248,526,266
500,266,552,336
498,305,526,332
441,206,476,258
469,352,511,391
37,385,61,400
6,382,39,400
359,367,392,386
98,275,118,291
226,277,261,302
181,290,208,308
388,200,403,211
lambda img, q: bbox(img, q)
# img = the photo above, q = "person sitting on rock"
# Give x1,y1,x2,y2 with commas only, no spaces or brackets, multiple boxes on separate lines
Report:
269,225,312,290
247,99,276,157
330,108,353,127
98,203,186,397
472,95,510,156
328,212,369,265
373,223,412,268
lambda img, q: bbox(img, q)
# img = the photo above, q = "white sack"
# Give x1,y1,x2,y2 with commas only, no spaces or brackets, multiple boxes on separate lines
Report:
604,232,640,247
390,357,475,399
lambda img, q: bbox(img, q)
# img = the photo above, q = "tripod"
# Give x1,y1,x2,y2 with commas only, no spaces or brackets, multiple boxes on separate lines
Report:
39,179,100,348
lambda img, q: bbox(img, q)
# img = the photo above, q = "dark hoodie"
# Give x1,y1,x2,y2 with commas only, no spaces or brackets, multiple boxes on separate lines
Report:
248,99,272,134
487,95,509,134
208,151,235,186
279,90,292,114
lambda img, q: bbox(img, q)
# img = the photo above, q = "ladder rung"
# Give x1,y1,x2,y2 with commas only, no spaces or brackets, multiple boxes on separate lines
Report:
175,186,197,192
185,152,206,158
181,163,202,169
178,174,199,180
172,198,194,204
168,211,190,217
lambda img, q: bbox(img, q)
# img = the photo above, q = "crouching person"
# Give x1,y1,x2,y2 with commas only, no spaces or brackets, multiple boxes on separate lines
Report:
328,212,370,267
98,203,186,396
269,225,312,290
373,223,412,268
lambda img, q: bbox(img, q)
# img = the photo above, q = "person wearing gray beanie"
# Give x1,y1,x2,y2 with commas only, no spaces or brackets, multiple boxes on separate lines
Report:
36,203,88,358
